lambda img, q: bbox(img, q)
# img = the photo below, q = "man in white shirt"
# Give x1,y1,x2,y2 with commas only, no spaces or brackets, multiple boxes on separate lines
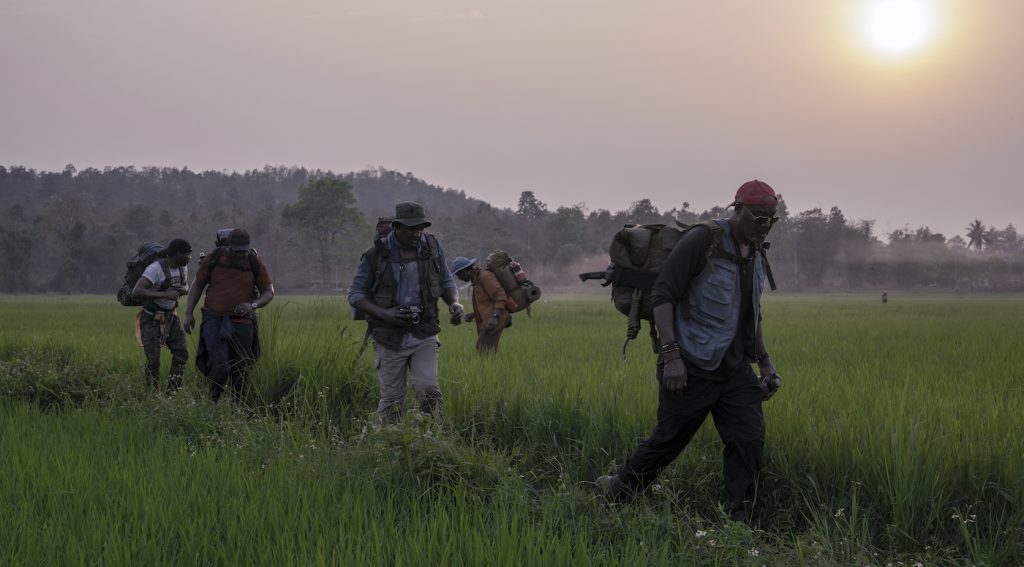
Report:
131,238,192,392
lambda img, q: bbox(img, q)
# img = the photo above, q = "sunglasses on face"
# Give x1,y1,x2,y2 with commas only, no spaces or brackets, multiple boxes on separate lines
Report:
743,207,780,226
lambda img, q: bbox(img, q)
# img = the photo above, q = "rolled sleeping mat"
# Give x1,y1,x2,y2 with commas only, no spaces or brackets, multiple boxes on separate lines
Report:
524,284,542,302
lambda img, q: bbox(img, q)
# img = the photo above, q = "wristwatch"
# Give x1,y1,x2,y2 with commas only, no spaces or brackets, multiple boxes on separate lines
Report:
250,302,258,311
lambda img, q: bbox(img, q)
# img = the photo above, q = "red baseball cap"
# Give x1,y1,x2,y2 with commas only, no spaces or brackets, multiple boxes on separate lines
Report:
732,180,779,207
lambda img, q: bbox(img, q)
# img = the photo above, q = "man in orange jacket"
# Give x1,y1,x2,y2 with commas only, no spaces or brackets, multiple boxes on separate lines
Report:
452,256,510,353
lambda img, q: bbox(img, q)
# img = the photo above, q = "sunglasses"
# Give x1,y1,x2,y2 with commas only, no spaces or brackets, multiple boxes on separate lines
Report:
742,207,780,226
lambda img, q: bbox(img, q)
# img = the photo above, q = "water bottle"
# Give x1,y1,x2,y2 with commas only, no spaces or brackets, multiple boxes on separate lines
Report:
510,260,527,283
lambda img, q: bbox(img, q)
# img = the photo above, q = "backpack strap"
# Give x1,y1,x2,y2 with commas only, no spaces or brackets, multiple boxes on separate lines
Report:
711,247,749,264
698,220,777,291
678,220,726,273
366,237,390,294
422,234,442,272
758,243,777,291
157,259,173,291
207,247,260,282
207,247,225,280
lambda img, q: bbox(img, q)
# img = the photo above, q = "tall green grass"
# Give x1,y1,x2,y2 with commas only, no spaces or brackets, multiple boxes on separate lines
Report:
0,294,1021,565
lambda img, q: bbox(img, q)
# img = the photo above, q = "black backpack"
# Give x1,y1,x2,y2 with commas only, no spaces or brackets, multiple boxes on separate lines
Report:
201,229,260,291
204,247,260,281
117,242,166,307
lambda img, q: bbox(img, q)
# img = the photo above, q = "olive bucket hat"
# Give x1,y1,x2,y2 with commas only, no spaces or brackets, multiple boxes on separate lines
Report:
392,202,431,229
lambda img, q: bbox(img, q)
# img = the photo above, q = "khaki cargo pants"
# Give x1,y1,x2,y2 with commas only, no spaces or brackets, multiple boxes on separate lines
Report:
374,337,443,425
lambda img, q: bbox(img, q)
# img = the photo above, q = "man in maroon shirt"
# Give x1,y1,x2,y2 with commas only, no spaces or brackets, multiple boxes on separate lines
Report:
183,229,275,401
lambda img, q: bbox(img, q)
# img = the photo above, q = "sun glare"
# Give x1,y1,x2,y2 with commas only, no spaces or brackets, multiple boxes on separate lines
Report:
862,0,936,58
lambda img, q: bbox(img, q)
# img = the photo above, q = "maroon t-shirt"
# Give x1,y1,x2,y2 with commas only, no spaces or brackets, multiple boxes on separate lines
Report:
194,251,272,323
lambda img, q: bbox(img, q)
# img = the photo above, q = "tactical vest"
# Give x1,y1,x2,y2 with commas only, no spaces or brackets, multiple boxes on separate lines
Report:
363,233,445,350
675,219,766,371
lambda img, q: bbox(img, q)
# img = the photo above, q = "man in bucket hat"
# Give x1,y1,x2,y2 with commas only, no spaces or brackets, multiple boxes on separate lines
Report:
598,180,783,523
348,202,464,425
451,256,511,354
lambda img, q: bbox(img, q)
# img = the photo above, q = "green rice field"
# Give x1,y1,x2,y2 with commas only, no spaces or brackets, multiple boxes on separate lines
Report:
1,294,1022,565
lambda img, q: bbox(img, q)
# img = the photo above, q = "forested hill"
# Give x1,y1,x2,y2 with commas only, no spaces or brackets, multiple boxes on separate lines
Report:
0,165,486,223
0,165,497,293
1,164,1021,294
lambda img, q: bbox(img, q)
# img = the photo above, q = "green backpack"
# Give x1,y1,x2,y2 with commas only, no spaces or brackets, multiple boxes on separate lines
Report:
589,219,776,355
607,222,697,354
577,222,696,354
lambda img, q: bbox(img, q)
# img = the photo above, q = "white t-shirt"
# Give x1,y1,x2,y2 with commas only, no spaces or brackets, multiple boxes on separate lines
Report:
141,260,188,312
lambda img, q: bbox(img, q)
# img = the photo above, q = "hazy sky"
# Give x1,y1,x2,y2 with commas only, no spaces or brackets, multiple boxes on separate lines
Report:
2,0,1022,241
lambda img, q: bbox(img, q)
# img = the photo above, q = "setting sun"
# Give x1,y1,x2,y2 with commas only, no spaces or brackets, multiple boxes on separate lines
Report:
862,0,937,57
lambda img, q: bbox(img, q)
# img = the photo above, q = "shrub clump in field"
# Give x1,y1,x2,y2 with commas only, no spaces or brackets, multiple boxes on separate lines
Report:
347,416,516,499
0,348,135,409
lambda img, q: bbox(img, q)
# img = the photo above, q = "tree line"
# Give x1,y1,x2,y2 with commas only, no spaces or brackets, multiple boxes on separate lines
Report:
1,164,1022,294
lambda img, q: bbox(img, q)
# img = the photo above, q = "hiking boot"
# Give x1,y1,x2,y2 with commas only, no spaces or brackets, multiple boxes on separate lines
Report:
595,474,632,503
729,508,749,523
727,501,752,524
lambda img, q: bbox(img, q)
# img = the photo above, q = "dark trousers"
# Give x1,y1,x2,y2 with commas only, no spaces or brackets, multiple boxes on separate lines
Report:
139,311,188,391
199,317,255,401
616,362,765,516
475,321,507,354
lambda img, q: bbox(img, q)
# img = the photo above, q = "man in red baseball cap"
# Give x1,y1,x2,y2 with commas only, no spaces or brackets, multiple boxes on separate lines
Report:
732,179,780,208
598,180,782,523
729,179,781,246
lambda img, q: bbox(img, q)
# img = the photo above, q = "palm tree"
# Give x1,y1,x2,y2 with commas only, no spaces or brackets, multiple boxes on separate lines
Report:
965,220,989,251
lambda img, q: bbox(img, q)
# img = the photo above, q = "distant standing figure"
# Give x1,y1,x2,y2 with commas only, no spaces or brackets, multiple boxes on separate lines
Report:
131,238,192,392
882,291,888,304
348,202,464,425
183,229,275,402
451,256,511,354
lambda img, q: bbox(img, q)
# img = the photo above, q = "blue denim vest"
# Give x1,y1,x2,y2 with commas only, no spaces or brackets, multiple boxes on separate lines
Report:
675,219,766,371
